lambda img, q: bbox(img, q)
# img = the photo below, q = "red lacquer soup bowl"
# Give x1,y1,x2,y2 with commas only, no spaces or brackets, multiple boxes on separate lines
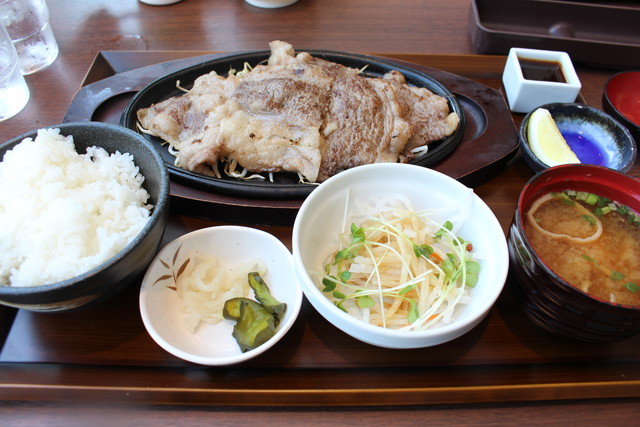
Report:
507,164,640,342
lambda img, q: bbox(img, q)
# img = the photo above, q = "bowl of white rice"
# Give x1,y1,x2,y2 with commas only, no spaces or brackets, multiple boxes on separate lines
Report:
0,122,170,311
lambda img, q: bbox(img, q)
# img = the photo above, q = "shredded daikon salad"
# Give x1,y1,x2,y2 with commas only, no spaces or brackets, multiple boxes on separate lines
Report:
318,194,480,331
175,252,267,333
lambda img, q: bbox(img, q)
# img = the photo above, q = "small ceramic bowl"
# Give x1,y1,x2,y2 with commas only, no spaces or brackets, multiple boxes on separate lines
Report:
138,0,183,5
292,163,509,349
140,226,302,365
502,48,581,114
519,103,636,173
0,122,169,312
244,0,298,8
508,164,640,342
603,70,640,144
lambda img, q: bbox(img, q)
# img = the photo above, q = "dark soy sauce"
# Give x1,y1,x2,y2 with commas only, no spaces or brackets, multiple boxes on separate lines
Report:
519,58,567,83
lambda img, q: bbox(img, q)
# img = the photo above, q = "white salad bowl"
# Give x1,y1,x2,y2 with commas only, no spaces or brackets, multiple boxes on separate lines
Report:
139,225,302,365
292,163,508,349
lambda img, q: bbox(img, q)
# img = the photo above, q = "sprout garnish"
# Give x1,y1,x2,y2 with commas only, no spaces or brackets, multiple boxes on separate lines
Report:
319,196,479,331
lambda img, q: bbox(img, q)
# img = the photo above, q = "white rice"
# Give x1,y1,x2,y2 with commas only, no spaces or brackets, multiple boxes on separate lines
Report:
0,128,152,287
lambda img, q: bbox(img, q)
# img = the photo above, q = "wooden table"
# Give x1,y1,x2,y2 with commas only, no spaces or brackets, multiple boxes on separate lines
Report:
1,0,638,424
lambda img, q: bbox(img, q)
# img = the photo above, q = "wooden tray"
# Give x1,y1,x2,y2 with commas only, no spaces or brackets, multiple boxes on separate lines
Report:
62,51,520,225
1,52,638,407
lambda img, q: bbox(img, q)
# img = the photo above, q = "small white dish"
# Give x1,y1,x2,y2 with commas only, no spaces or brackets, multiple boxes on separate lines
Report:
502,47,581,114
140,226,302,366
244,0,298,8
139,0,183,5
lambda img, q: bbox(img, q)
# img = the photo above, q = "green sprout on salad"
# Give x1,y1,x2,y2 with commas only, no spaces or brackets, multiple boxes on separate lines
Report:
320,212,480,330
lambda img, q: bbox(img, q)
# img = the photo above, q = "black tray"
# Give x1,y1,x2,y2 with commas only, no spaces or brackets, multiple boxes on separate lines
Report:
470,0,640,70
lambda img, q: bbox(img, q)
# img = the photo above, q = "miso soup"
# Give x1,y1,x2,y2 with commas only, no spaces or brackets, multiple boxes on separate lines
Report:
524,190,640,307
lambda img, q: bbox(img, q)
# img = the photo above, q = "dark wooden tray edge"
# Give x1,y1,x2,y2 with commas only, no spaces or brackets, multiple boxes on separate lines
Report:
2,362,638,407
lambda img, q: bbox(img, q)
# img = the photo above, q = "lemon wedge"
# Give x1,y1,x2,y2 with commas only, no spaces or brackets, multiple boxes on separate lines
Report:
527,108,580,166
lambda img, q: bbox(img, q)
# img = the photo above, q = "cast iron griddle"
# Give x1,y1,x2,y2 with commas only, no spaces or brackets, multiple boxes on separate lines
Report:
119,50,465,199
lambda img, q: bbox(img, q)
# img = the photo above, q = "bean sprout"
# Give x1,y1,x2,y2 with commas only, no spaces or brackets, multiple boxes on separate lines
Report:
318,194,479,331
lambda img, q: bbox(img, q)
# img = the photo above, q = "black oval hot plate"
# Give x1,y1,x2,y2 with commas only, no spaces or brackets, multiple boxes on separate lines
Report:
120,49,465,199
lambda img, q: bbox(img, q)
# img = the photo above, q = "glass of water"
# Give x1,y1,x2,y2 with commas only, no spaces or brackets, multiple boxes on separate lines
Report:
0,23,29,121
0,0,58,75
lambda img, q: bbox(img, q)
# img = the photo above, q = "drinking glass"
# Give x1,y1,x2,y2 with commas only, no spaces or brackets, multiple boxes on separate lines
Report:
0,0,58,75
0,22,29,121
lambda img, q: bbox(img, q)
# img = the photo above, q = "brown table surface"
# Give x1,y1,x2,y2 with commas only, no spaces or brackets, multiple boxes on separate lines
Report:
1,0,639,425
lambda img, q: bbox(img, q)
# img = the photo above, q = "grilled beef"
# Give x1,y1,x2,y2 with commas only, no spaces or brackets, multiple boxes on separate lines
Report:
137,41,459,183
